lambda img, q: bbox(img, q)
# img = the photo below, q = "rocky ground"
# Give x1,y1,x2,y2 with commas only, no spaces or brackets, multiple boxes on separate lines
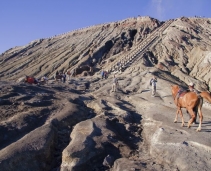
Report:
0,66,211,171
0,16,211,171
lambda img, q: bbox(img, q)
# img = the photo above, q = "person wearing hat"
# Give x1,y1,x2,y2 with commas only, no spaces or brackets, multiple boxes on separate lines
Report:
188,82,199,94
188,82,194,90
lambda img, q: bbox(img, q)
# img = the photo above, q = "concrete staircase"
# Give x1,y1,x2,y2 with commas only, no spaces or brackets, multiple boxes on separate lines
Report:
107,19,174,73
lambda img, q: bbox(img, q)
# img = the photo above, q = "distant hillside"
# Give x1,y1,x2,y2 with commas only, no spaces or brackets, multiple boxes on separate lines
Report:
0,16,211,90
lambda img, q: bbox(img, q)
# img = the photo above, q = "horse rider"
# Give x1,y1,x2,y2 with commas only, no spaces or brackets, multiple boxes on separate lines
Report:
174,82,199,105
188,82,199,95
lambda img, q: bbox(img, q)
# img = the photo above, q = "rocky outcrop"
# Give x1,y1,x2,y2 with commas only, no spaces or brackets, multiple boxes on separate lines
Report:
150,17,211,90
0,124,56,171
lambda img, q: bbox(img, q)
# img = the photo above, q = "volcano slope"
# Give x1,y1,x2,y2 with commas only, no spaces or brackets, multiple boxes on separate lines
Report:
0,16,211,171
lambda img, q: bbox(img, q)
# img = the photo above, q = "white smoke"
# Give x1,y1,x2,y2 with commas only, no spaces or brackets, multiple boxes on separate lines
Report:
152,0,165,20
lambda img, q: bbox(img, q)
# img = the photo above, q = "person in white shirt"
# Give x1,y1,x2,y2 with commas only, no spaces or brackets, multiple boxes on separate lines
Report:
150,76,157,97
112,75,118,92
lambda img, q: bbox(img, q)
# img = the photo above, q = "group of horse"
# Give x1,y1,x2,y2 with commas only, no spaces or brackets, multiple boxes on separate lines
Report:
171,85,211,132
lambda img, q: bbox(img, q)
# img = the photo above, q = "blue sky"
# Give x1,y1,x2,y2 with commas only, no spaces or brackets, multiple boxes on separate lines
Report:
0,0,210,54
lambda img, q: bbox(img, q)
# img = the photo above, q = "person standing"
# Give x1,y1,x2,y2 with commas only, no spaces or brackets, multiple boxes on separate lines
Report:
112,75,118,92
150,76,157,97
104,70,108,79
101,70,104,79
41,75,48,84
54,71,59,80
67,70,71,81
188,82,199,94
62,73,66,83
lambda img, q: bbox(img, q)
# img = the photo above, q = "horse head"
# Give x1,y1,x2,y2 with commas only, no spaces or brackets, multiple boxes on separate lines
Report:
171,85,180,98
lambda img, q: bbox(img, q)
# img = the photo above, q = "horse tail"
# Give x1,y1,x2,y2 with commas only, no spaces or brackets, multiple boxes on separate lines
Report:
193,95,203,124
200,91,211,103
197,95,203,112
192,106,197,123
197,95,203,128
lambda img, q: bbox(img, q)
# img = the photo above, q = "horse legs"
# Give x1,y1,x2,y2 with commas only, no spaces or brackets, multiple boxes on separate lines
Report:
174,108,185,127
187,109,197,124
174,109,179,123
179,108,185,127
187,108,196,129
193,107,197,124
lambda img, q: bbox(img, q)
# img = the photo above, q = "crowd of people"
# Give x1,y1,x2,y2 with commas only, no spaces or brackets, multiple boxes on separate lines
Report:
24,69,159,97
24,68,203,98
55,71,66,83
25,75,48,85
24,71,65,85
101,70,108,79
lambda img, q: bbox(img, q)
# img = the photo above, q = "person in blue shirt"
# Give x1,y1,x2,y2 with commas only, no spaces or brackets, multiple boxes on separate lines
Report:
101,70,104,79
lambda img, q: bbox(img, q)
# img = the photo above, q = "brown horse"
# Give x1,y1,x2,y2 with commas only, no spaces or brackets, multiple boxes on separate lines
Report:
171,85,211,132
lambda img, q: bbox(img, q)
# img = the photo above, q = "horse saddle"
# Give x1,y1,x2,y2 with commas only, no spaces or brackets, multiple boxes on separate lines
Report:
177,89,187,98
179,92,187,98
